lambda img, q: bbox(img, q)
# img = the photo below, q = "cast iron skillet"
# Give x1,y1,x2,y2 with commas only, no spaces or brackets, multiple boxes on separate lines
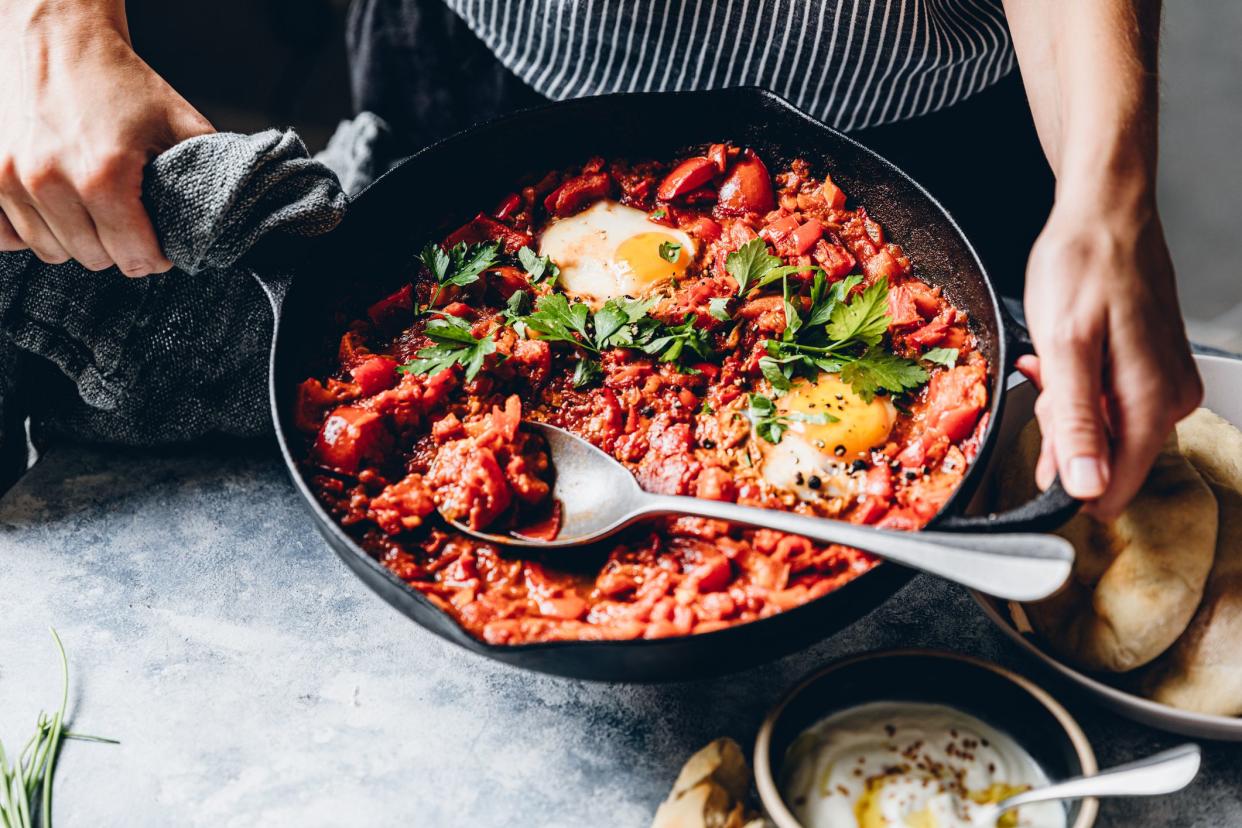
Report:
254,87,1077,682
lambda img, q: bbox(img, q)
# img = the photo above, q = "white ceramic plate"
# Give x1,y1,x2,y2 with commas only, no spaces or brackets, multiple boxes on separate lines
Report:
971,353,1242,741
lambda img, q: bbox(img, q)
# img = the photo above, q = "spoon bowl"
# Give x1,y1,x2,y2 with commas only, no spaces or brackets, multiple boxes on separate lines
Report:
445,421,1075,602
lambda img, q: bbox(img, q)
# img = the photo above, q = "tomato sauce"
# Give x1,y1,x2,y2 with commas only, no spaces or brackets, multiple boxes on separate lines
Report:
295,147,989,645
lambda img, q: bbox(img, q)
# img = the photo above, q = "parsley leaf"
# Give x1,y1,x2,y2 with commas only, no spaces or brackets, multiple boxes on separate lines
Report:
840,349,929,403
400,314,497,382
826,277,891,347
518,245,560,284
708,296,732,321
921,347,959,368
523,293,595,350
726,239,782,296
418,242,452,283
593,296,657,349
658,241,682,263
746,393,836,444
571,358,603,388
420,241,500,308
501,289,532,336
638,313,713,364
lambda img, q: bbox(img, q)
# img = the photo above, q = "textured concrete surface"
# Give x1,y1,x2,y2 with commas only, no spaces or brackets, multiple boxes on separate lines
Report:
0,442,1239,827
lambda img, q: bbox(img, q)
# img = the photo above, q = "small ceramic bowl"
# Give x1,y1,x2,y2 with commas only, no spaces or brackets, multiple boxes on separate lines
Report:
754,649,1098,828
971,353,1242,741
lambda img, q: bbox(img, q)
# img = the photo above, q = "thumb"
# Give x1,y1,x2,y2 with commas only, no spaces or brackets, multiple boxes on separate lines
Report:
1039,331,1111,499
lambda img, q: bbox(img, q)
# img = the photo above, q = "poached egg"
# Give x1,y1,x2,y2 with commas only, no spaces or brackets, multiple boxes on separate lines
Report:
538,200,695,303
758,373,897,501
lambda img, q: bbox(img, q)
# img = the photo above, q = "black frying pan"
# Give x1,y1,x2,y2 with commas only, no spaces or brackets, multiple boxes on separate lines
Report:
254,88,1076,682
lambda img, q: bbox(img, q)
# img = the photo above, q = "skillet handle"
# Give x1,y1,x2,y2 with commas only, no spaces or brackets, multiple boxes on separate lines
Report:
937,301,1081,534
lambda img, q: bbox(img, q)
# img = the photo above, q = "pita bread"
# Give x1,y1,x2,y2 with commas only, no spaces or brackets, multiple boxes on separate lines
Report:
650,738,756,828
998,420,1217,673
1141,409,1242,714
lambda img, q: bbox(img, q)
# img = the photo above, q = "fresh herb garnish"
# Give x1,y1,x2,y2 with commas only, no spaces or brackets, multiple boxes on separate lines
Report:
650,208,667,220
658,241,682,263
521,294,597,350
399,314,497,382
571,358,603,388
757,273,928,402
0,630,117,828
638,313,713,364
708,296,732,321
419,240,500,309
921,347,959,368
518,245,560,284
516,291,712,376
724,238,822,296
501,289,532,337
746,393,836,444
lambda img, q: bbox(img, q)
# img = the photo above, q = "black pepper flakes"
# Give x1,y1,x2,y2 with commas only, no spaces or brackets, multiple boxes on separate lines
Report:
808,475,822,490
833,444,846,457
851,459,868,473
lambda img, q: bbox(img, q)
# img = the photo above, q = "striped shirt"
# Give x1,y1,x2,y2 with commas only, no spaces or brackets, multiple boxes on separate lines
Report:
439,0,1016,131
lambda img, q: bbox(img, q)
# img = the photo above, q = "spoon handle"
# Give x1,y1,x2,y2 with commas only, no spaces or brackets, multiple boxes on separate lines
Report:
995,744,1201,815
637,495,1073,602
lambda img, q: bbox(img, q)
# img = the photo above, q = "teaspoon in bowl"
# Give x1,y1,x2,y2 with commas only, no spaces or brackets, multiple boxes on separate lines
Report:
970,743,1201,826
444,421,1074,602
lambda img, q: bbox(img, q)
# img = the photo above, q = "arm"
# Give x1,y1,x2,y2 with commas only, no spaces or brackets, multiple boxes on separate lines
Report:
1004,0,1202,519
0,0,213,275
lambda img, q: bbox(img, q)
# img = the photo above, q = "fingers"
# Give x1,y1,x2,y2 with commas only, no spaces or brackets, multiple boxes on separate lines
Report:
0,195,69,263
1034,323,1111,501
1086,359,1203,521
0,149,171,276
24,174,114,271
0,208,26,252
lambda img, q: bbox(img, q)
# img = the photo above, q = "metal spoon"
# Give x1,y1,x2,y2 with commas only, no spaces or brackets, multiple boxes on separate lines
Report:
446,422,1074,602
970,743,1201,826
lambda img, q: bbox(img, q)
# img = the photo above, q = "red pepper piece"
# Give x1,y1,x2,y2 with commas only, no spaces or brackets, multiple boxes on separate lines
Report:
685,216,722,243
789,219,824,256
656,156,718,202
444,213,533,254
492,192,521,220
706,143,730,173
543,172,613,217
716,151,776,215
366,283,414,330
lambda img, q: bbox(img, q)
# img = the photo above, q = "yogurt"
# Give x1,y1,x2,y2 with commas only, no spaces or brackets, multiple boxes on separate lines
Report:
780,702,1065,828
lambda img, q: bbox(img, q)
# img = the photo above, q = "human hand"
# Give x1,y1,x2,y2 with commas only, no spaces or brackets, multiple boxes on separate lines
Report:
1018,195,1202,520
0,0,214,275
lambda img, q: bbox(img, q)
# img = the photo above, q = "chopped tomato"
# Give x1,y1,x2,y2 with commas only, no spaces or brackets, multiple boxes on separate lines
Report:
716,151,776,215
313,406,393,473
351,356,399,396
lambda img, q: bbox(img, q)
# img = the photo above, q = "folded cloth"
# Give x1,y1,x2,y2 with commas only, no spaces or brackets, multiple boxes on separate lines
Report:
0,114,394,457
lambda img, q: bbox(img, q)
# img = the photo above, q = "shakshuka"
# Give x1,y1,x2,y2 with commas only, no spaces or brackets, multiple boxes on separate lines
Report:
295,145,989,645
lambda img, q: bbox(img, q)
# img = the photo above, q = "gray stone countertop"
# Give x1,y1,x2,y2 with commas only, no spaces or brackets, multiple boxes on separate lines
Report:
0,441,1238,827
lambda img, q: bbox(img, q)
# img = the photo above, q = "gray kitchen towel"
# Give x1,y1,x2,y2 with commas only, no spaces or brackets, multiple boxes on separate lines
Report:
0,114,395,465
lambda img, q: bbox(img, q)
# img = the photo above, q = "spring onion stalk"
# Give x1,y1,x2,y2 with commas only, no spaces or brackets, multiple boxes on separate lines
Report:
0,630,117,828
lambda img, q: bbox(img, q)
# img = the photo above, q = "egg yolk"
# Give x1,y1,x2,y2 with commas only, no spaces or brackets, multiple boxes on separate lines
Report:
778,373,896,461
614,231,692,287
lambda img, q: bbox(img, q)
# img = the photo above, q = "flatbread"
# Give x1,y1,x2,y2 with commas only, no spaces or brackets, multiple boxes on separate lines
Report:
650,738,754,828
1141,409,1242,714
998,420,1217,673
